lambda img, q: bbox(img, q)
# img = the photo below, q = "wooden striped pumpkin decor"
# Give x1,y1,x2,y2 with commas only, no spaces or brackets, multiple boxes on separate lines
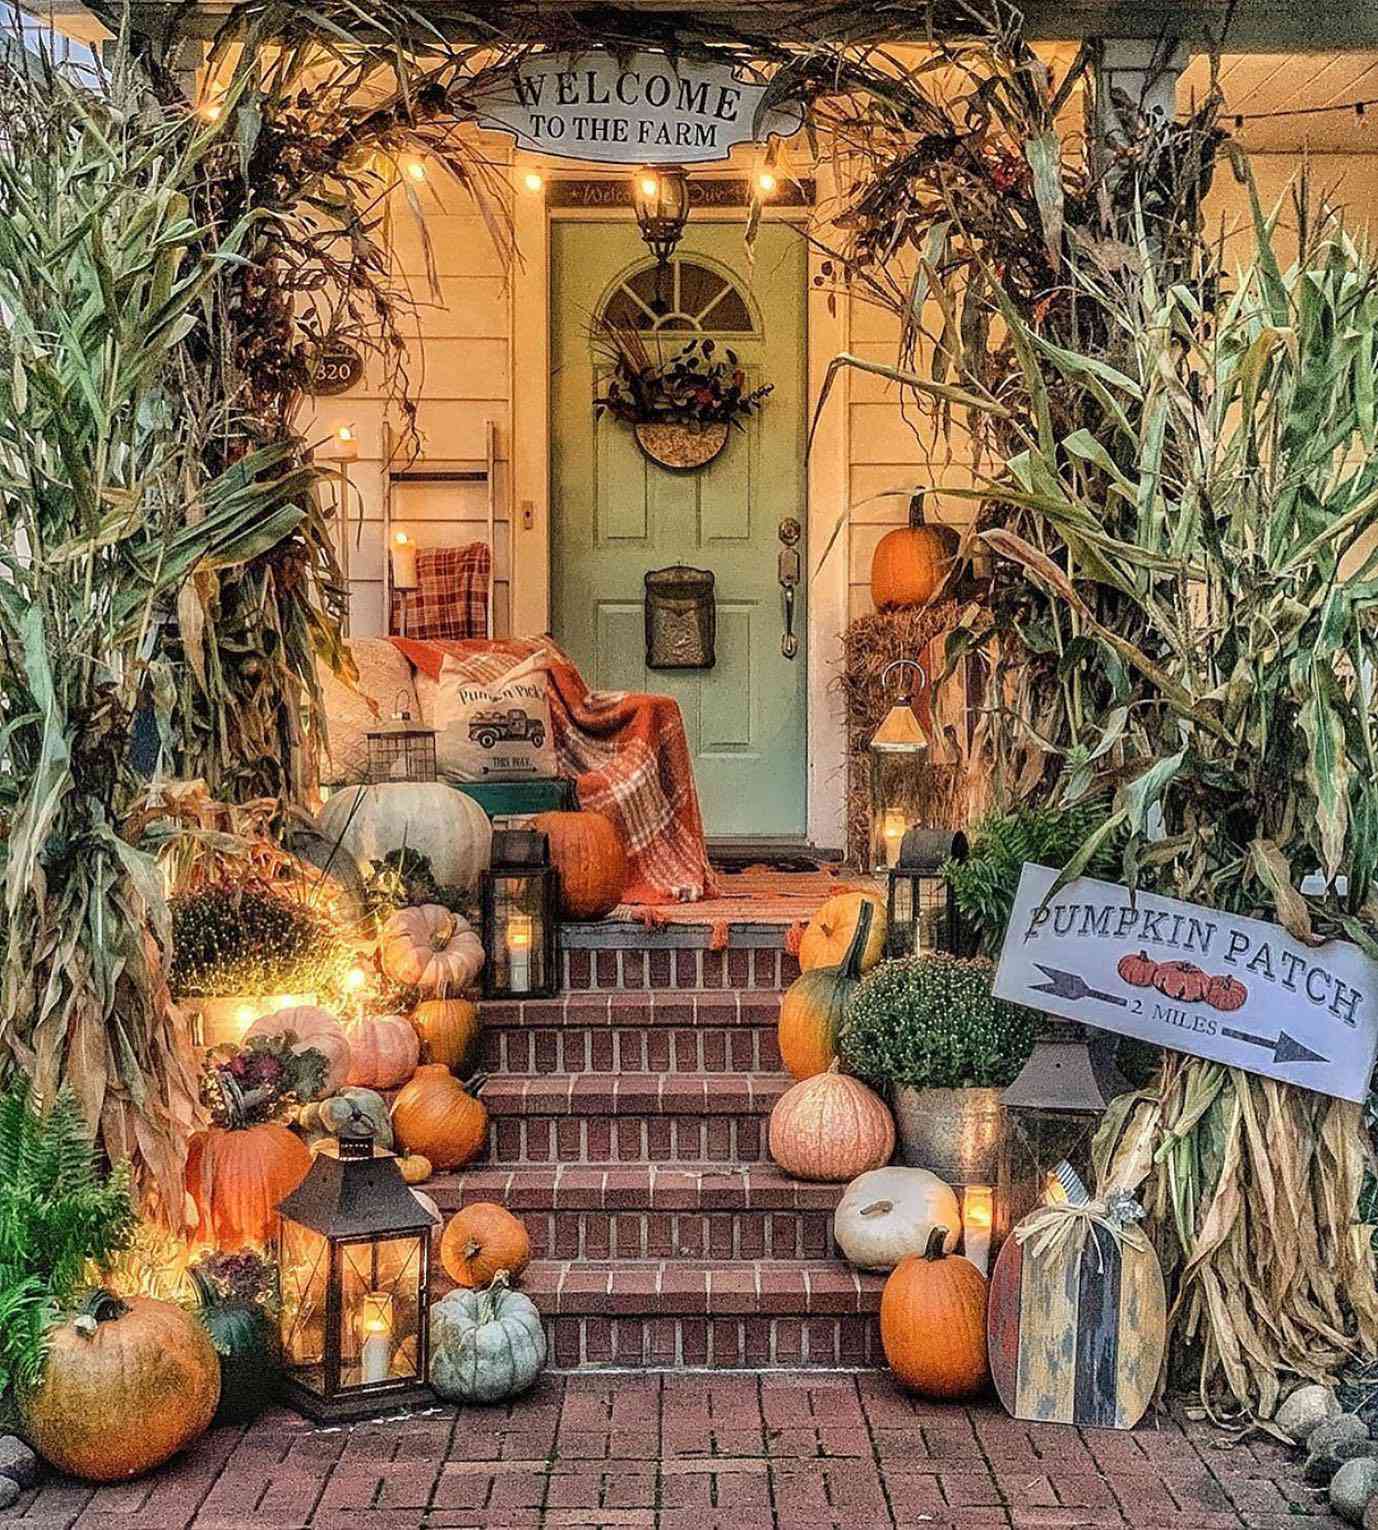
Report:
987,1204,1166,1430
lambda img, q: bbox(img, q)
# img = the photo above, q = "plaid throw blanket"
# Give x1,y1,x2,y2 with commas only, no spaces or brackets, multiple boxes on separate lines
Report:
391,637,718,905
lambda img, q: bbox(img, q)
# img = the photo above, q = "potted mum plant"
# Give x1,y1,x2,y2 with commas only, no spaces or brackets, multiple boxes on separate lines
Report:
592,319,772,470
839,953,1036,1182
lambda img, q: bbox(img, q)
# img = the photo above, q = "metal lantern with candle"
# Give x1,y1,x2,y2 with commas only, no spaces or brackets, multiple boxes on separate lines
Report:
868,658,933,873
275,1130,438,1422
481,828,559,1000
996,1021,1128,1237
366,689,437,785
631,165,690,313
886,828,967,960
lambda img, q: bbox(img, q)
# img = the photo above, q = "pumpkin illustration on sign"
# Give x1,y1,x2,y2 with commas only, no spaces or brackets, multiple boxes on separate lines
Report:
1116,951,1158,988
1204,973,1248,1012
1153,960,1208,1004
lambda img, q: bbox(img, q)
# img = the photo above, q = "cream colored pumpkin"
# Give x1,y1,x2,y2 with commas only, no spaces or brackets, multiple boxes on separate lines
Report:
380,906,484,995
833,1166,961,1272
316,783,492,894
799,892,887,974
346,1013,421,1089
244,1005,351,1095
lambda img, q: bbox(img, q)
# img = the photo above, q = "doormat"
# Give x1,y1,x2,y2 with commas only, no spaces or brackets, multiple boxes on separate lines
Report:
611,866,882,952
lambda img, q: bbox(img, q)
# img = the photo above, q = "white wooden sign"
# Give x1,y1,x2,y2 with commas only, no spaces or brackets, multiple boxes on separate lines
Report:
471,50,803,164
992,864,1378,1102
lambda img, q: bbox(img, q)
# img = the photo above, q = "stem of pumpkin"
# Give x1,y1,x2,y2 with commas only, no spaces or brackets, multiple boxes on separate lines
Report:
858,1200,894,1218
923,1227,949,1260
74,1287,129,1338
481,1270,511,1324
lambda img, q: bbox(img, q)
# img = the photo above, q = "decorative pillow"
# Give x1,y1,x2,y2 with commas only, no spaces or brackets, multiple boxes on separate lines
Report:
317,639,420,786
433,652,558,783
394,544,491,641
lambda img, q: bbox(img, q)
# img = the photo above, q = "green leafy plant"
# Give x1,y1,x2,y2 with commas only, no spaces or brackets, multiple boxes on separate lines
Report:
171,884,353,1000
840,954,1036,1090
593,321,772,429
944,802,1122,954
0,1080,136,1405
363,848,472,924
200,1034,329,1126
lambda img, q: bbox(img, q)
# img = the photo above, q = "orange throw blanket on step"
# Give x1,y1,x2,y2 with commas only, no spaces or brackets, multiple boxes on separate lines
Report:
391,638,718,905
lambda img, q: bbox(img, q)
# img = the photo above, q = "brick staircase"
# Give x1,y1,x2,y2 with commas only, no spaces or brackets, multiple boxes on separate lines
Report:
428,930,887,1371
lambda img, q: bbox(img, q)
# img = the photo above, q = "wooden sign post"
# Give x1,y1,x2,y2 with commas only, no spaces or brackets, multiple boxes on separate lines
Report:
993,864,1378,1102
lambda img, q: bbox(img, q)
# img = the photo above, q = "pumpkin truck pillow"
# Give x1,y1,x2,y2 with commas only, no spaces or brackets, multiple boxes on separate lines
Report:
432,653,557,783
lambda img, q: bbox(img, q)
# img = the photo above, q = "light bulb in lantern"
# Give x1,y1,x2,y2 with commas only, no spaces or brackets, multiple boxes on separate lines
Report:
390,529,419,593
962,1185,993,1278
639,173,659,198
506,913,534,994
881,810,907,869
1044,1171,1069,1206
358,1291,394,1384
523,170,544,192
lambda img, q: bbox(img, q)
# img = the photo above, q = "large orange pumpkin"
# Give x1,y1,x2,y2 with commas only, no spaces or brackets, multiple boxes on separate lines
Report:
768,1062,895,1182
880,1227,990,1399
779,901,874,1080
799,891,887,974
185,1118,312,1250
415,998,481,1072
346,1013,420,1089
870,492,960,611
391,1064,488,1169
244,1004,350,1095
22,1290,221,1482
441,1202,532,1288
531,810,628,920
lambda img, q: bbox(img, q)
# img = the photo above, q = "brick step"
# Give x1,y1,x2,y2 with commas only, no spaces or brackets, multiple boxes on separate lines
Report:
433,1259,885,1370
429,1163,841,1262
477,991,784,1074
482,1072,788,1165
559,941,801,994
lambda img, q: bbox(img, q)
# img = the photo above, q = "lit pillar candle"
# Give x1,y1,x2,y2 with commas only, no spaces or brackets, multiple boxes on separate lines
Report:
391,530,419,591
962,1184,993,1278
881,810,907,869
507,914,534,994
359,1291,394,1384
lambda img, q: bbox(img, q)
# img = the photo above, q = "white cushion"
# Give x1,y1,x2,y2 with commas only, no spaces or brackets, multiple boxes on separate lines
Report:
432,652,558,783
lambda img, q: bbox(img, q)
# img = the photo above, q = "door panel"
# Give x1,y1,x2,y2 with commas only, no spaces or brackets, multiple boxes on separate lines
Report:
550,221,807,838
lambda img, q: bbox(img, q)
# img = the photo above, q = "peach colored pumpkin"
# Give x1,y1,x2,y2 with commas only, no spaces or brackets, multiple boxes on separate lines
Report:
799,892,887,974
530,810,628,920
768,1062,895,1183
346,1013,420,1089
245,1004,350,1095
381,905,483,995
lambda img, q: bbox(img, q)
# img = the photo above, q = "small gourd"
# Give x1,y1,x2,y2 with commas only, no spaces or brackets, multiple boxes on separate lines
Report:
299,1087,394,1151
398,1153,433,1185
381,905,484,995
430,1275,546,1404
779,902,874,1080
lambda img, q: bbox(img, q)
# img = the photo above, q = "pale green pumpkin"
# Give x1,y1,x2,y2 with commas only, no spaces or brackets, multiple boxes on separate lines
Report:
429,1277,546,1405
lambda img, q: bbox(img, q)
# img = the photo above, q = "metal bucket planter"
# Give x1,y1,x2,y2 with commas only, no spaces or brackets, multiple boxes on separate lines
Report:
891,1085,1004,1183
634,420,728,471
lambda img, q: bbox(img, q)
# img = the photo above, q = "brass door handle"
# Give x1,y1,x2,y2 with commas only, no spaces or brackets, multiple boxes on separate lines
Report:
778,518,801,660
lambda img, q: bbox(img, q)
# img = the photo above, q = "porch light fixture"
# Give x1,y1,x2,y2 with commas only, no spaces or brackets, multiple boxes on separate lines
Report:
867,658,933,873
886,828,966,960
631,164,691,312
481,829,560,1000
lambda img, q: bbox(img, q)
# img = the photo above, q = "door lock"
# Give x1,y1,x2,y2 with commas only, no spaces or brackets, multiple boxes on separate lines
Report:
778,518,802,660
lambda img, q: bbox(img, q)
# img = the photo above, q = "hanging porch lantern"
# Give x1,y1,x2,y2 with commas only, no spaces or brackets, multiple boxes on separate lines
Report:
276,1131,439,1423
886,828,967,960
996,1023,1128,1239
631,165,690,312
481,828,560,999
366,690,437,784
868,658,933,873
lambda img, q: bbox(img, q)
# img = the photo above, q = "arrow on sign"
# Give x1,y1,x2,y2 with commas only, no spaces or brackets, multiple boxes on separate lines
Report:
1030,965,1128,1008
1221,1026,1328,1066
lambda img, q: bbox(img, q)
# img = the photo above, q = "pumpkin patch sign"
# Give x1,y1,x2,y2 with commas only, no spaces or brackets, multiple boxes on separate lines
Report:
993,864,1378,1102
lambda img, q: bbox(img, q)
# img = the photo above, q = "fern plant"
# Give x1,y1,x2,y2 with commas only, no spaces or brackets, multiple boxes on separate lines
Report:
0,1079,136,1403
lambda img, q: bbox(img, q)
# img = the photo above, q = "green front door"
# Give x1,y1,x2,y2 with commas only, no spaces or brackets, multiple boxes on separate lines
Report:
550,221,808,838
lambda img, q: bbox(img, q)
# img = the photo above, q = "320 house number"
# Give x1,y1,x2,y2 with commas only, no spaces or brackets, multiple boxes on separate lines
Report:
308,343,363,396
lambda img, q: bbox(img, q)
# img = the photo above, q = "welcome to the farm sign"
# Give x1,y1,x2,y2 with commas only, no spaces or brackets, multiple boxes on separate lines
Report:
472,50,804,164
993,864,1378,1102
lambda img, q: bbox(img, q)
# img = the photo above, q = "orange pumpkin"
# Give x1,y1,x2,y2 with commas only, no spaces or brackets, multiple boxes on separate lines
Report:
870,493,960,611
779,901,874,1080
391,1064,488,1169
1204,973,1247,1012
1154,959,1208,1004
441,1202,531,1288
1116,950,1158,988
185,1119,312,1250
415,998,481,1073
531,811,628,920
881,1227,990,1399
346,1013,420,1089
799,891,887,974
768,1062,895,1182
245,1004,351,1095
381,905,484,995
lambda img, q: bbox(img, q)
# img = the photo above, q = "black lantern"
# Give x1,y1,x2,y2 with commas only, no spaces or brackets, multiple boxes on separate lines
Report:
631,165,690,312
481,828,559,999
366,690,437,784
886,828,966,959
997,1022,1128,1238
276,1131,438,1422
868,658,933,872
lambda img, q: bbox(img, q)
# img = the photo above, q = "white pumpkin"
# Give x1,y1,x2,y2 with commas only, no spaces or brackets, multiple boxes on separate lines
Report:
832,1166,961,1272
380,905,484,996
316,783,492,894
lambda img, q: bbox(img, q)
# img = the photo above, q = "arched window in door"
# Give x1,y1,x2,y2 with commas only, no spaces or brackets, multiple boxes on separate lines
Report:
600,257,756,335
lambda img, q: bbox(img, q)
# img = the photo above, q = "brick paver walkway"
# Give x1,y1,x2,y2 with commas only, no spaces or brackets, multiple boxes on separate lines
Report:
0,1373,1337,1530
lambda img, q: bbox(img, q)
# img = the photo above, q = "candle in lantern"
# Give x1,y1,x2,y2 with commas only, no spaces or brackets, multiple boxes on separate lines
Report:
881,810,907,869
962,1185,993,1278
359,1291,394,1384
507,913,534,994
391,530,419,591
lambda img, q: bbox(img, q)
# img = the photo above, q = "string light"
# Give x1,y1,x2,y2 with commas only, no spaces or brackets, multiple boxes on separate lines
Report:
757,169,777,194
1228,94,1378,126
401,157,427,183
198,100,223,122
523,170,544,192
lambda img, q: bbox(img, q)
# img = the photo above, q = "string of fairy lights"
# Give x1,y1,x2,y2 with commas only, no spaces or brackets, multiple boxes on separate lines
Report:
1229,97,1378,131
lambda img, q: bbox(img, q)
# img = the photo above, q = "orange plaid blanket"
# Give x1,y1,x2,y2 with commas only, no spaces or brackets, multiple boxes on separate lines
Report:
391,638,718,905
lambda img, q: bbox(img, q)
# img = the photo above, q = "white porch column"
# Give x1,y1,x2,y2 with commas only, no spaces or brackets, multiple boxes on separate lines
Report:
1094,37,1189,146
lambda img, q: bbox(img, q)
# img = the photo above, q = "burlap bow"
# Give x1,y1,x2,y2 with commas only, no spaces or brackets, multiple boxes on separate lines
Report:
1014,1199,1154,1273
